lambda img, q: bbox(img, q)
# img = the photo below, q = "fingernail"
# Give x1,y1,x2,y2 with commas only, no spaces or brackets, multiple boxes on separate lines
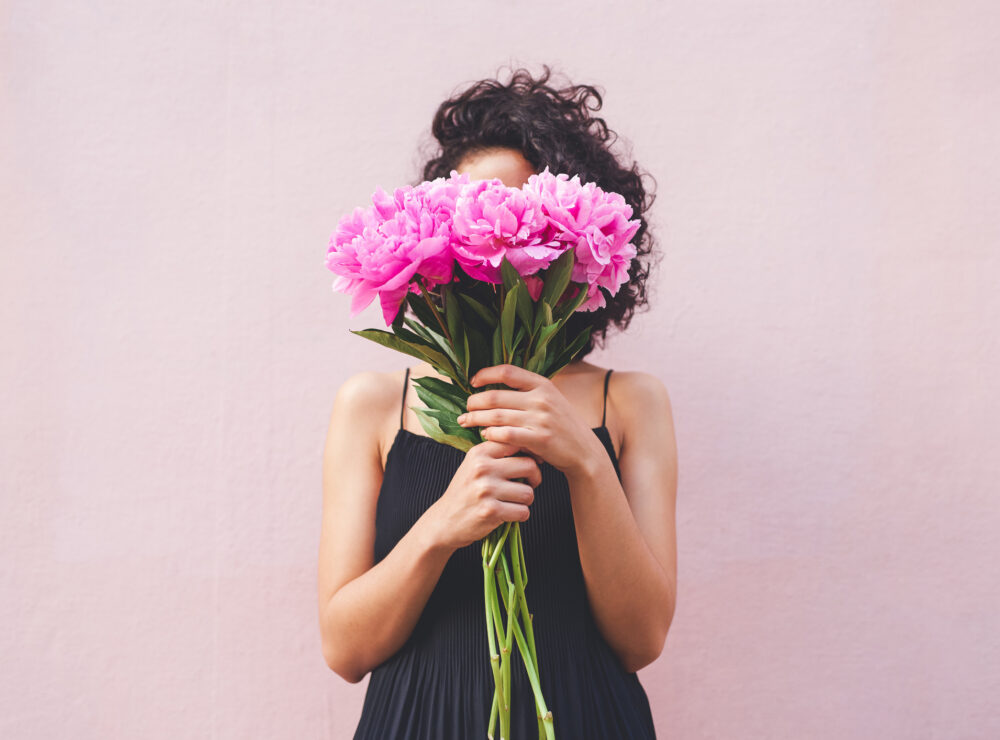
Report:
457,414,467,424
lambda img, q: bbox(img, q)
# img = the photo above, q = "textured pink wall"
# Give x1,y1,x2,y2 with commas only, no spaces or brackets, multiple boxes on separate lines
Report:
2,1,998,738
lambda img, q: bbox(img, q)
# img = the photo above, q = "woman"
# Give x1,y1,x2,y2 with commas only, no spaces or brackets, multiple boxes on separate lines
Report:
318,66,678,739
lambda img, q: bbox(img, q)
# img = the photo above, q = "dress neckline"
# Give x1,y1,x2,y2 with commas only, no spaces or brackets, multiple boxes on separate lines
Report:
384,425,620,475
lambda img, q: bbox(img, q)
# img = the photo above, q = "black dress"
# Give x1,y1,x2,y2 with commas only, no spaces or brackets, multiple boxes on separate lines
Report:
353,367,657,739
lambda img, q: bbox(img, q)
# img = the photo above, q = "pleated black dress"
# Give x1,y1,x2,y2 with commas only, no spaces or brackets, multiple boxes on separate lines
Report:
353,367,657,739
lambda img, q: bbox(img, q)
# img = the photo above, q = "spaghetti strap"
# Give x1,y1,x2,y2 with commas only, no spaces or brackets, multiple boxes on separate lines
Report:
601,368,613,427
400,367,410,430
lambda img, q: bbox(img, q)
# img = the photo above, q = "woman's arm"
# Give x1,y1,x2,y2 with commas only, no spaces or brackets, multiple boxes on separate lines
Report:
317,372,453,683
566,371,678,673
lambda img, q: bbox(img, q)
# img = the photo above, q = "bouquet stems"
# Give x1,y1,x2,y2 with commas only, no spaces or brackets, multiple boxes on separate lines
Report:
482,521,555,740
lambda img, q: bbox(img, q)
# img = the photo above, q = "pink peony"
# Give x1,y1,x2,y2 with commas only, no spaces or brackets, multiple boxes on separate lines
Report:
326,171,471,325
450,178,566,282
524,167,641,311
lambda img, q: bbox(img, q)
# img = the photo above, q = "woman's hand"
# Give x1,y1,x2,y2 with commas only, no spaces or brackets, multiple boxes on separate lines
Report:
427,439,542,552
456,364,605,477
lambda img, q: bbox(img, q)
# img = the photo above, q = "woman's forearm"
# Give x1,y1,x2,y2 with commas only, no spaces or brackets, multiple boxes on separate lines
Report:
566,440,675,673
320,507,454,682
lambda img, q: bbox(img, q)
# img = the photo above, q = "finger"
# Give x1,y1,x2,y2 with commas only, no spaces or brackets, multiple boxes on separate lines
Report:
458,408,531,429
481,425,536,449
496,455,542,488
477,439,524,458
464,388,533,413
470,364,545,391
491,498,531,523
494,480,535,507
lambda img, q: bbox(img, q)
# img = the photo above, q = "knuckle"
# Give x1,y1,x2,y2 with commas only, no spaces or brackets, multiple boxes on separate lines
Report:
473,479,491,500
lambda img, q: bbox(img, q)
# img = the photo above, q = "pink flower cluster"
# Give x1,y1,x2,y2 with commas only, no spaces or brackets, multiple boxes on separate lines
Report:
325,167,640,325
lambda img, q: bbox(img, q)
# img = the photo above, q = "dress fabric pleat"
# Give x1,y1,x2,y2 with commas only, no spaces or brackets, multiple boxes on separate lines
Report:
353,368,657,739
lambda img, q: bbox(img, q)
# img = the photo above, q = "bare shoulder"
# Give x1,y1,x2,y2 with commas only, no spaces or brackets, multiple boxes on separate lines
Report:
327,368,405,468
607,370,676,457
332,369,397,412
611,370,673,414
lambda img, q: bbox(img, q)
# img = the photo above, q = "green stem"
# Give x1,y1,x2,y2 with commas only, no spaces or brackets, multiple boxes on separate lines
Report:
503,577,515,734
488,522,513,570
509,530,546,739
488,690,498,740
497,551,517,721
483,541,506,739
512,523,539,681
418,280,452,345
488,561,511,738
496,547,555,740
508,604,555,740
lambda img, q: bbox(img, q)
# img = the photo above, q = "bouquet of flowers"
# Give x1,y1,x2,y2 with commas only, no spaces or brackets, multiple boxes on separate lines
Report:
325,166,639,740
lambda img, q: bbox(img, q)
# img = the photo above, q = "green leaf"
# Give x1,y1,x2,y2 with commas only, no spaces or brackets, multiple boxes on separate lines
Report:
391,301,408,332
540,250,575,306
406,290,440,329
458,293,496,325
414,406,479,442
500,255,521,293
498,255,533,327
549,325,566,359
412,383,465,416
491,323,503,365
402,315,442,344
501,284,519,358
552,326,592,370
553,282,591,323
526,346,546,374
512,325,526,356
525,323,560,372
533,299,554,334
350,328,450,369
515,277,533,327
411,407,476,452
403,317,463,373
411,375,469,408
533,323,560,355
444,285,463,349
465,325,491,377
447,293,468,372
394,325,441,353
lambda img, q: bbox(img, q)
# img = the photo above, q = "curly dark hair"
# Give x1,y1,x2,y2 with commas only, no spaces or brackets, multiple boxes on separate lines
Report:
415,64,660,360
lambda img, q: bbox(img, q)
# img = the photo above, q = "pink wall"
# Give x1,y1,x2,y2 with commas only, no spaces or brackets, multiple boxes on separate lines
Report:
3,1,998,737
